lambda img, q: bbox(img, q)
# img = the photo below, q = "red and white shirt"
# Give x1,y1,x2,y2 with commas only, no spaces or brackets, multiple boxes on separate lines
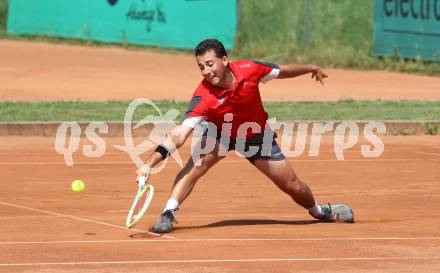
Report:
181,60,280,139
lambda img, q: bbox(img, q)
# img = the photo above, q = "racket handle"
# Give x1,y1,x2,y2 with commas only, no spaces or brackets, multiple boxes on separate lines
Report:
138,176,146,187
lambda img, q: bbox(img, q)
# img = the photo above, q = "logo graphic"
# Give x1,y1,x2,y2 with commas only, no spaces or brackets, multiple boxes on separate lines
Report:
108,0,119,6
218,97,225,105
126,0,167,32
114,99,183,174
54,99,184,173
54,99,387,173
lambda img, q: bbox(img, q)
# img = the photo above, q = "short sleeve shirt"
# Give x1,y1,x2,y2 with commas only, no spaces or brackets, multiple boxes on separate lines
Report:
181,60,279,139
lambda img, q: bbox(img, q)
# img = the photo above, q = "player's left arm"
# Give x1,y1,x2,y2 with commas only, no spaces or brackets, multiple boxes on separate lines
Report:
278,64,328,85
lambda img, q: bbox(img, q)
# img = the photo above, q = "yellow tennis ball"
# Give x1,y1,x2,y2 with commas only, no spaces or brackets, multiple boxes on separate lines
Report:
71,179,85,192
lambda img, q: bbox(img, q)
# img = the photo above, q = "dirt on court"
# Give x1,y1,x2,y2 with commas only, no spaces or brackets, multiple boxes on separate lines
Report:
0,135,439,272
1,40,440,102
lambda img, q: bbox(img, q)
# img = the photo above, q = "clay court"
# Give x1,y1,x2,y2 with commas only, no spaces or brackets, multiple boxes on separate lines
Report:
1,40,440,101
0,135,439,273
0,41,439,272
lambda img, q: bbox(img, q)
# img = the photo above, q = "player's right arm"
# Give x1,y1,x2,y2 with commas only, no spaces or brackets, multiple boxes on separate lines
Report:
136,124,194,181
136,89,208,182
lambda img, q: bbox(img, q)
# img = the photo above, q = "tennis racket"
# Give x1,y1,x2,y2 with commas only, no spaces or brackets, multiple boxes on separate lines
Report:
126,176,155,229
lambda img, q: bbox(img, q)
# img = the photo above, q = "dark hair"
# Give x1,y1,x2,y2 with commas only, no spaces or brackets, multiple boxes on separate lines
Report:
194,39,227,58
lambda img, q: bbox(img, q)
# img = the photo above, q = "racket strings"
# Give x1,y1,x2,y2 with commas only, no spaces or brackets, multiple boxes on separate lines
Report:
126,184,155,229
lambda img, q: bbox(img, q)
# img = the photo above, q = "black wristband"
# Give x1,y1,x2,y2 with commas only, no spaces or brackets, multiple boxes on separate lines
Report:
155,144,170,159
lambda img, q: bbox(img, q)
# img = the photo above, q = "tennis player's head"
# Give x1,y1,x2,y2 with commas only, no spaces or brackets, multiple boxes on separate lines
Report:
194,39,229,87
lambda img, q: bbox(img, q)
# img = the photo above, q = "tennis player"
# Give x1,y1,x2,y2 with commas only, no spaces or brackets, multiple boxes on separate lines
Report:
137,39,354,233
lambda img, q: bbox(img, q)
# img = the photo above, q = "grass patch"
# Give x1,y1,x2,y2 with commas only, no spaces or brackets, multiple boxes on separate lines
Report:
233,0,440,76
425,123,440,135
1,100,439,122
265,100,440,121
0,0,7,37
0,101,187,122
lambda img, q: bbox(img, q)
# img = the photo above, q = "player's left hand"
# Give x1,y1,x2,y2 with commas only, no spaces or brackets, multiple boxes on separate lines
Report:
309,65,328,86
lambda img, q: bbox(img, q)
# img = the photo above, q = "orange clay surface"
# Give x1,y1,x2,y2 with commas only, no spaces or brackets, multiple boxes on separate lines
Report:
0,135,439,273
1,40,440,102
1,40,440,273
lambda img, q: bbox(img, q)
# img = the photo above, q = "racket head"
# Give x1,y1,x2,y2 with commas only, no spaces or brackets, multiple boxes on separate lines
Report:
126,183,154,229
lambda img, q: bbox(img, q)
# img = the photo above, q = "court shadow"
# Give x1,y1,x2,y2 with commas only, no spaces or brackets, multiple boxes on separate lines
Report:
129,232,160,239
175,218,319,231
128,219,319,238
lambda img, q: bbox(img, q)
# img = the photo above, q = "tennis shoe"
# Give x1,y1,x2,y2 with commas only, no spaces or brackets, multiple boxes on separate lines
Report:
318,203,354,223
153,209,177,233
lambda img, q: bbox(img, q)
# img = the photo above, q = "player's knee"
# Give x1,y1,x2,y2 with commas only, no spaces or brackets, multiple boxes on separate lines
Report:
193,164,208,174
192,159,213,175
195,155,224,173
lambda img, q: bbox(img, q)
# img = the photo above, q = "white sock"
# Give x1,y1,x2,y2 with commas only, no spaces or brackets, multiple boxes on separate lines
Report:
164,199,179,212
308,203,322,219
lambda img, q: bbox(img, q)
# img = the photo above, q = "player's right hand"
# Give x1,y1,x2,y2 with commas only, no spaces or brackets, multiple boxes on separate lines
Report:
135,165,151,184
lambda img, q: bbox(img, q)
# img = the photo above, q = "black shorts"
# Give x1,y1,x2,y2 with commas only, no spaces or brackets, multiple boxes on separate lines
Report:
202,128,285,164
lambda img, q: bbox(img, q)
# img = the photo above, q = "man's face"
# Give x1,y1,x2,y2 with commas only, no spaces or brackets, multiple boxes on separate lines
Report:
196,49,229,87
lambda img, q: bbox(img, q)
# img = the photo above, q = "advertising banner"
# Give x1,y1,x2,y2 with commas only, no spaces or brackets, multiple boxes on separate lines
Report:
373,0,440,61
7,0,237,49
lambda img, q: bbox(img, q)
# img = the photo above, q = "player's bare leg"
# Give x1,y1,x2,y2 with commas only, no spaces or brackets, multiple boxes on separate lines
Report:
153,137,225,233
253,158,354,223
169,139,226,204
253,158,315,209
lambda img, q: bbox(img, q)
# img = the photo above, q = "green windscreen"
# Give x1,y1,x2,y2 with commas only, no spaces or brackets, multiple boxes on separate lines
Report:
373,0,440,61
6,0,237,49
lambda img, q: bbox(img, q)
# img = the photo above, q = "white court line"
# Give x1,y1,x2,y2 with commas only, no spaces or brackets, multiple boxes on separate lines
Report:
412,150,440,157
0,158,438,165
1,236,440,245
105,210,128,213
0,257,438,266
0,201,176,240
